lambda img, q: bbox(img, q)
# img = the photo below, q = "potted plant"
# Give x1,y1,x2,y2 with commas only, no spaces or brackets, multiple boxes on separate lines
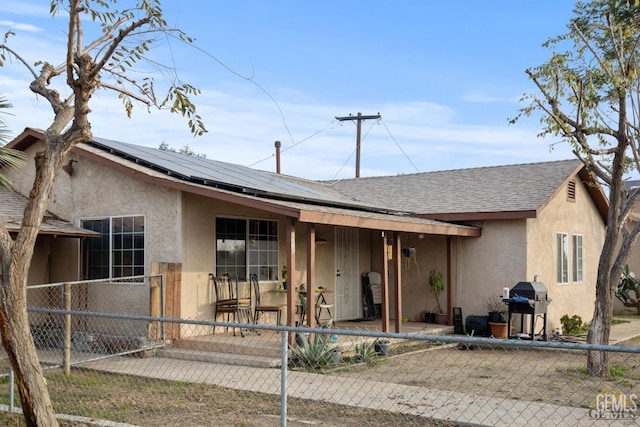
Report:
281,264,287,290
486,296,508,338
374,339,391,356
429,269,448,325
423,311,436,323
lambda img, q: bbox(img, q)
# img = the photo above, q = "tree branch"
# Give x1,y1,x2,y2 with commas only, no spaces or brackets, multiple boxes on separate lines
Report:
89,17,152,82
0,44,38,80
99,82,152,106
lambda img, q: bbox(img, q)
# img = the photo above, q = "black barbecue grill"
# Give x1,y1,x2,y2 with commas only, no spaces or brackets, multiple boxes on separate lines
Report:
507,280,552,340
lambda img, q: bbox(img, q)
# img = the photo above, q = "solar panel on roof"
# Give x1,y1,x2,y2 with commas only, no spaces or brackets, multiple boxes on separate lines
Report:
90,138,381,210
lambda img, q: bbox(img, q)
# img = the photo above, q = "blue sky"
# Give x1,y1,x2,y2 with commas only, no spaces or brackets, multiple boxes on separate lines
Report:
1,1,579,180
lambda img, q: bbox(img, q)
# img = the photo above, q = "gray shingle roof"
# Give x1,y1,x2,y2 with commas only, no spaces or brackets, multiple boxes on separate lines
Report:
327,159,584,215
0,190,99,237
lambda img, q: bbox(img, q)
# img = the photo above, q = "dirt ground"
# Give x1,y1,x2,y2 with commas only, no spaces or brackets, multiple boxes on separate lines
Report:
0,337,638,426
340,336,640,410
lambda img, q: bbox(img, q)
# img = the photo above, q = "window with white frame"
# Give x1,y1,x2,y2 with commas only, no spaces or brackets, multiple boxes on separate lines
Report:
81,215,145,279
573,234,583,282
557,233,569,284
215,217,278,282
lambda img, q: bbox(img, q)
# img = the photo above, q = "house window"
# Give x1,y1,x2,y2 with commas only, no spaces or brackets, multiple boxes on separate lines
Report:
81,215,145,280
573,235,583,282
216,217,278,282
556,233,569,284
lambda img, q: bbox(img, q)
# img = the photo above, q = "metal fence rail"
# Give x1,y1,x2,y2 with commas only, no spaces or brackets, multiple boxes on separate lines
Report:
0,283,637,426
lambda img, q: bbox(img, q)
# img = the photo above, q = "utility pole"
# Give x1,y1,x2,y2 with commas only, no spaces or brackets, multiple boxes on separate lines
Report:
335,112,381,178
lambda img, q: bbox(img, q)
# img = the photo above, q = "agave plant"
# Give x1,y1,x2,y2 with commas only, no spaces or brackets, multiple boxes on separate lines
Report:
290,333,339,368
352,339,375,363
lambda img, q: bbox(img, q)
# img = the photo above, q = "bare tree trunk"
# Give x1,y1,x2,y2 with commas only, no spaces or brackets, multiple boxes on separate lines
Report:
0,139,74,426
0,273,56,426
586,273,612,377
586,219,617,379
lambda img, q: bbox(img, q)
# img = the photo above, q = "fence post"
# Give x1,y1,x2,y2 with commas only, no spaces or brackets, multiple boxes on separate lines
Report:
63,281,71,375
8,368,14,411
280,330,288,427
149,268,161,341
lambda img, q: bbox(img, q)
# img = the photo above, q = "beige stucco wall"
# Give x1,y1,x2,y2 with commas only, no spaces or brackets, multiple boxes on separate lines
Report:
390,234,448,321
4,142,180,325
179,192,293,324
527,178,605,332
179,194,352,330
455,220,527,321
4,142,607,339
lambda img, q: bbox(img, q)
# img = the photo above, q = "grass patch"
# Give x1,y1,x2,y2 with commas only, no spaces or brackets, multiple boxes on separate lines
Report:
612,318,631,325
558,362,640,382
613,312,640,319
0,368,453,427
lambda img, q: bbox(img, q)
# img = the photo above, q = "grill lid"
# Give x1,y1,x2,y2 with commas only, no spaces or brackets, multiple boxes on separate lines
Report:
510,281,548,300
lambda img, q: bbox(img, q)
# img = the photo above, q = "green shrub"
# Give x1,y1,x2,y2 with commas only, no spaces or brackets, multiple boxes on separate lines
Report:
560,314,590,335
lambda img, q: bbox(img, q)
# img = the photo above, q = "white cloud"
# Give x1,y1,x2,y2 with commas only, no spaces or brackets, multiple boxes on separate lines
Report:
0,20,42,32
3,77,574,181
2,48,573,182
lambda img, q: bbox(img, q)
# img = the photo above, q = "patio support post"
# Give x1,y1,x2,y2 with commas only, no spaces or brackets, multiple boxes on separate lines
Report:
393,232,402,333
306,224,316,327
380,232,390,332
447,236,454,326
286,218,296,345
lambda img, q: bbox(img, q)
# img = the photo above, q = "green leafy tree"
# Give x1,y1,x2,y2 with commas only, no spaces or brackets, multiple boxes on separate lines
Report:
159,141,207,158
0,1,205,424
514,0,640,377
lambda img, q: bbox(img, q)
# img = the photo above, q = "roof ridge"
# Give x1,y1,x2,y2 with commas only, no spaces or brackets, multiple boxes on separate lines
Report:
327,158,580,183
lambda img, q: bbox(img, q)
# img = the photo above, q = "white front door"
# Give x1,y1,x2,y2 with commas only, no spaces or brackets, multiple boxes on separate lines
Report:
335,227,359,320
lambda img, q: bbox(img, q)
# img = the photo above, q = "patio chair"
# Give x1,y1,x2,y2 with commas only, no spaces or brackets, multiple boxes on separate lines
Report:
250,274,282,329
296,287,333,325
210,273,252,337
296,290,308,325
315,291,333,324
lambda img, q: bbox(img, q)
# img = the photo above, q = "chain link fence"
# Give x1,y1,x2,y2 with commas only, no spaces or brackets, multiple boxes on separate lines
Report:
0,278,637,426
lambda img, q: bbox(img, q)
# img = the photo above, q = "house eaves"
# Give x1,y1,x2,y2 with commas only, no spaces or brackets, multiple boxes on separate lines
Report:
86,136,392,213
0,190,100,238
74,143,479,237
10,128,393,213
328,159,609,224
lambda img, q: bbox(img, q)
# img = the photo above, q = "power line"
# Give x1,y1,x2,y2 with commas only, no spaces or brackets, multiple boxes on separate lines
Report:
246,121,335,168
181,36,296,145
380,118,420,174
